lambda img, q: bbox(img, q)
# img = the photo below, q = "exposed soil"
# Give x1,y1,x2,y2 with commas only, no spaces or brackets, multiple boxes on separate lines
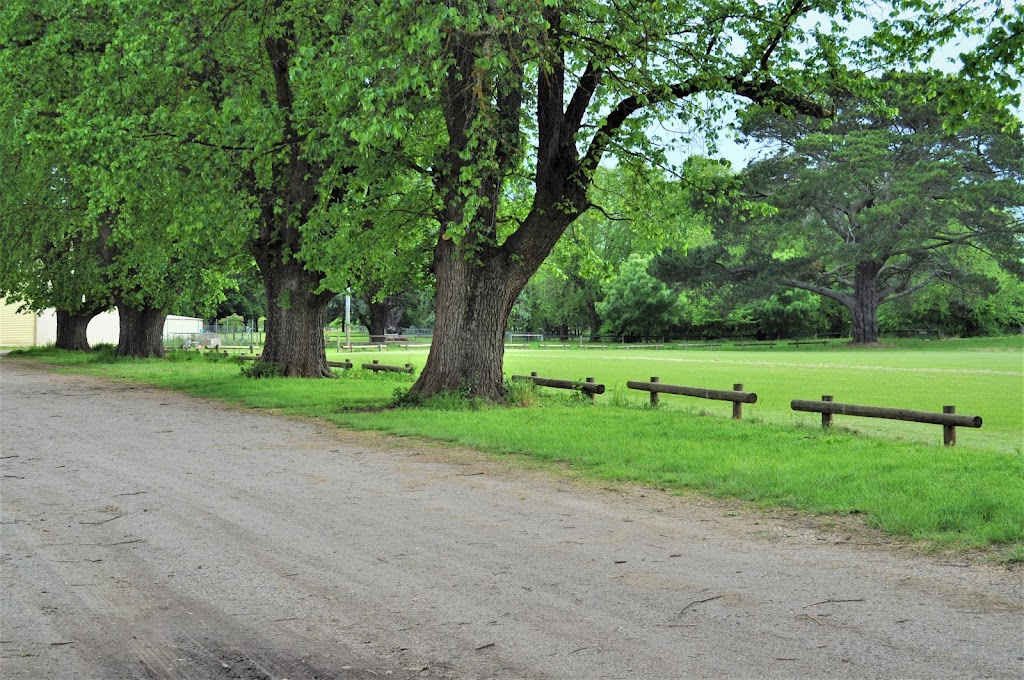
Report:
1,360,1022,679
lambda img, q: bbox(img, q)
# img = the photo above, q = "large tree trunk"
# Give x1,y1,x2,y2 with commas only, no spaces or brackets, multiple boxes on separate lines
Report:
359,294,403,343
55,309,100,352
364,300,389,343
116,303,166,358
849,261,883,344
409,245,525,401
257,259,334,378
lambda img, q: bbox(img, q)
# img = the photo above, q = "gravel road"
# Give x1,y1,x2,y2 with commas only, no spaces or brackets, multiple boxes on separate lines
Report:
1,360,1022,679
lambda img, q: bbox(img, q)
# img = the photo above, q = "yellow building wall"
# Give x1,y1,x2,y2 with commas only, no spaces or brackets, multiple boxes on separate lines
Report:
0,298,37,347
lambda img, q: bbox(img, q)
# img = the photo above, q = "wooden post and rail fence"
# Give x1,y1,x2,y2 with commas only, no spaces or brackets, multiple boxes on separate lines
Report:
239,356,412,373
511,372,605,401
626,378,757,420
790,396,981,446
233,356,983,446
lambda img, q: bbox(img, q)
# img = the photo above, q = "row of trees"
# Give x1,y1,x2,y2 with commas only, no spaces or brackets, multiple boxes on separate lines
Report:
2,1,1022,399
508,75,1024,342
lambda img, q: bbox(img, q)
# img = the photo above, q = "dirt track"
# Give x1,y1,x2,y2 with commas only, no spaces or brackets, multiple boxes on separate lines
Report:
1,360,1022,679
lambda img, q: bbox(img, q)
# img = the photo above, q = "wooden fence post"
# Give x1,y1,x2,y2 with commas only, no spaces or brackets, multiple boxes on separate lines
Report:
650,377,660,406
733,384,743,420
943,405,956,446
821,395,834,429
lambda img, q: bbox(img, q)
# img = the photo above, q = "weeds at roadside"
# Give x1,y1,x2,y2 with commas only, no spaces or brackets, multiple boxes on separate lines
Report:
240,359,281,379
1001,545,1024,566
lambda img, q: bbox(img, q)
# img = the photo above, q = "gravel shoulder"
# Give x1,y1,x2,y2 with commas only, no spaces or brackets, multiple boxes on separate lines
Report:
1,360,1022,679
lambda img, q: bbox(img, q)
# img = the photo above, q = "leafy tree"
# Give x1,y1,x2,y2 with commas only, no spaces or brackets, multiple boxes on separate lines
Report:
748,290,827,340
0,138,111,351
515,267,595,338
0,7,113,351
2,0,430,371
1,0,252,358
881,252,1024,336
210,269,266,331
682,74,1024,343
597,255,682,342
329,0,996,399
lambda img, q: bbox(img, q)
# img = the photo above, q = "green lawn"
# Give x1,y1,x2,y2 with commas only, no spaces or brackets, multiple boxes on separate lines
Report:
7,338,1023,553
333,342,1023,452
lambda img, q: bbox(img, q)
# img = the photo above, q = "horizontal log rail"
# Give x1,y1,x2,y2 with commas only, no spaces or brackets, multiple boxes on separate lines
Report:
791,396,982,446
787,340,829,346
512,373,605,400
363,360,414,373
676,343,723,349
239,355,353,369
733,342,775,348
627,378,756,419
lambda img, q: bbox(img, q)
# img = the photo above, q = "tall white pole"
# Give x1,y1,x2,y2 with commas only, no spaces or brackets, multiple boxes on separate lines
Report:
345,293,352,350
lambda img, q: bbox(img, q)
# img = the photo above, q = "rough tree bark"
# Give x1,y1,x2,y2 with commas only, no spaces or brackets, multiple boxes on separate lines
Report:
411,245,528,398
849,261,883,344
244,21,336,378
54,309,101,352
407,8,828,401
358,292,404,343
115,302,166,358
787,259,885,345
255,256,334,378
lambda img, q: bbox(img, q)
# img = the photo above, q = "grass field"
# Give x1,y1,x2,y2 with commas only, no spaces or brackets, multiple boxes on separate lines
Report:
7,338,1023,553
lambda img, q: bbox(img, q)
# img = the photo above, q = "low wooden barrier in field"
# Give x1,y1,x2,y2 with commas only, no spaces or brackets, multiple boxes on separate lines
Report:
733,342,776,349
512,372,604,401
626,378,757,419
239,355,354,369
787,340,829,346
791,396,982,446
676,343,723,349
363,359,414,374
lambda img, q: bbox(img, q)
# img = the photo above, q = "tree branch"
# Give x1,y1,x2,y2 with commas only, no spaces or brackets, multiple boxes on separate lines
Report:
784,278,853,307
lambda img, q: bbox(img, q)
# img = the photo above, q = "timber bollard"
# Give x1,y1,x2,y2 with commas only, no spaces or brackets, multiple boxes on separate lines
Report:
626,380,756,419
512,373,606,397
790,397,982,446
821,395,834,428
362,360,414,373
944,405,956,446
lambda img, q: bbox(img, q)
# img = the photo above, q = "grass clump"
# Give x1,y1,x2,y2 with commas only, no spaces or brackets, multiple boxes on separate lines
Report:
240,359,281,379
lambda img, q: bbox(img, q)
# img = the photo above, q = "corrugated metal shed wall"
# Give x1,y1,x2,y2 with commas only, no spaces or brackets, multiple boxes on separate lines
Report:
0,299,36,346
